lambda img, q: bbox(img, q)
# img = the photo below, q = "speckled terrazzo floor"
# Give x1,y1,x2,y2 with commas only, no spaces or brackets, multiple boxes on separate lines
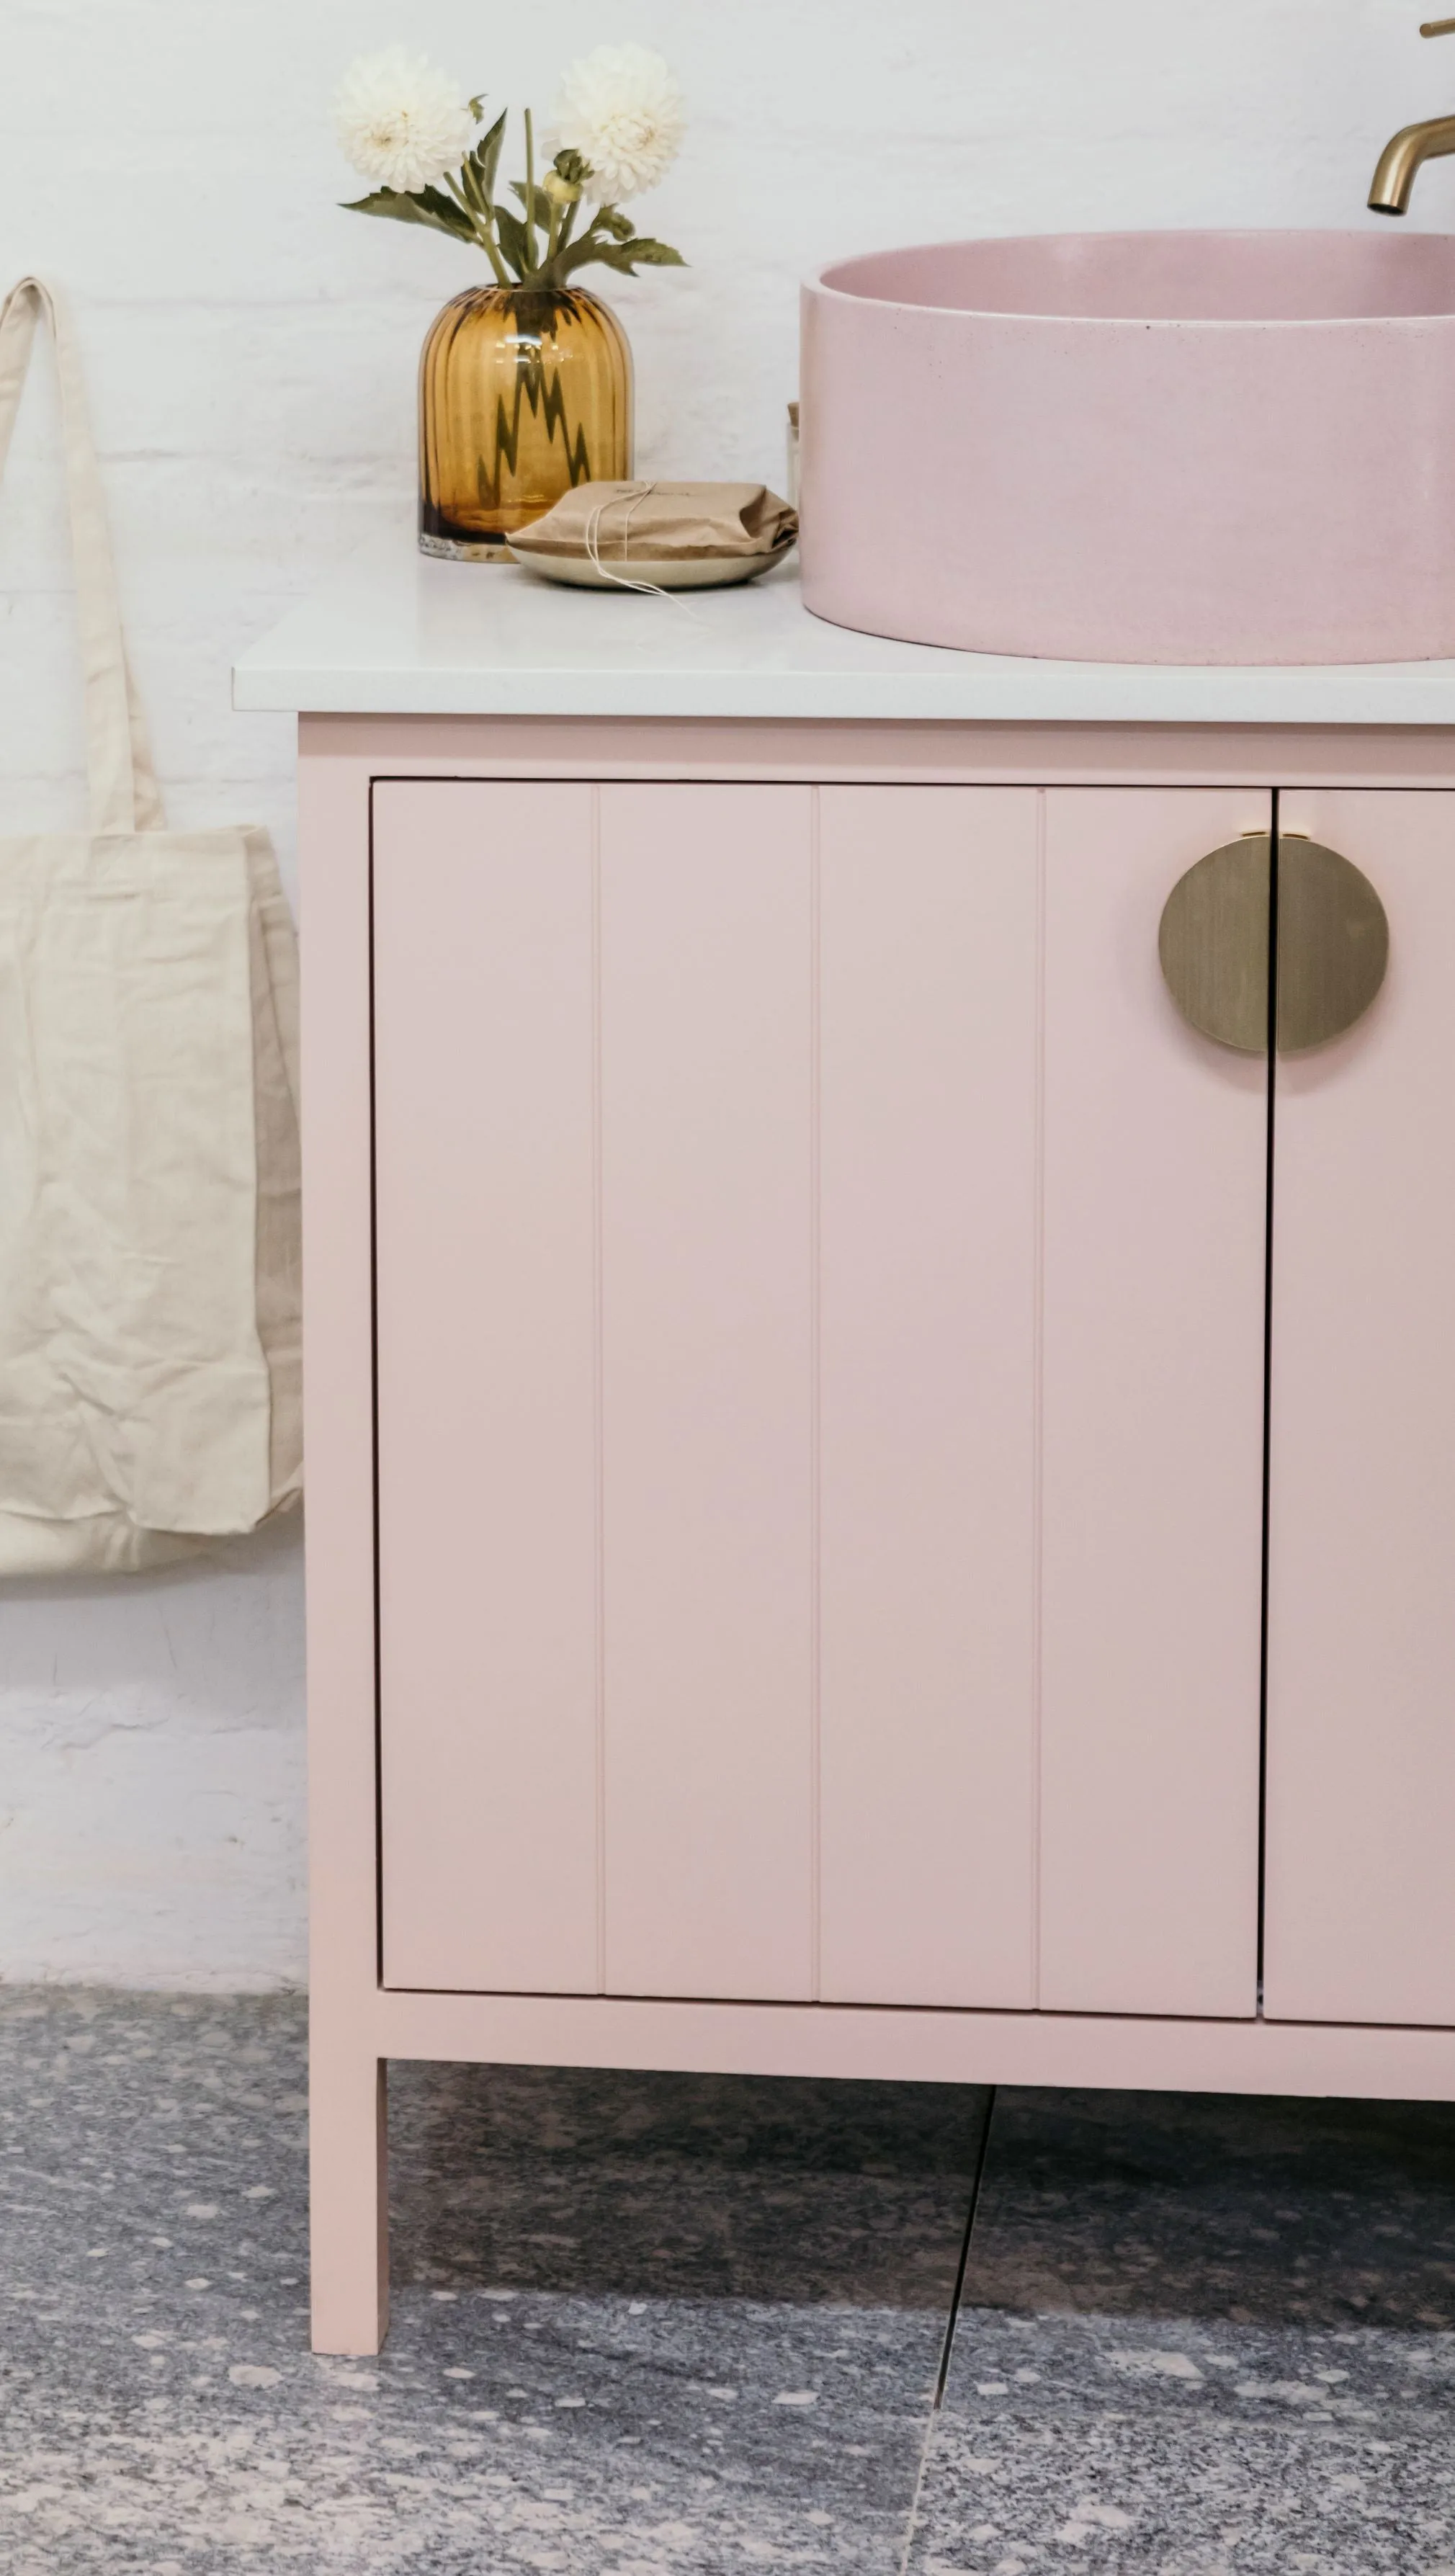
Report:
905,2090,1455,2576
0,1992,1451,2572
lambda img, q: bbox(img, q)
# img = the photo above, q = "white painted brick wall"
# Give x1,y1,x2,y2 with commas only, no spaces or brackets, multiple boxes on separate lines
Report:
0,0,1441,1987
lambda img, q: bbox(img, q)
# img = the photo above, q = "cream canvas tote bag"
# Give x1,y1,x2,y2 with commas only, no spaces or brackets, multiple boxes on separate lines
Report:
0,276,301,1573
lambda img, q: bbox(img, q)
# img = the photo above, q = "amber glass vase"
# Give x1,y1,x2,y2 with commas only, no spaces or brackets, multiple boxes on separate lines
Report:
418,286,633,560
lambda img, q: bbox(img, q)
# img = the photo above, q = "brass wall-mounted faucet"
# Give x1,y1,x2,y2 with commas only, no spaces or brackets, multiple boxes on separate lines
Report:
1369,19,1455,213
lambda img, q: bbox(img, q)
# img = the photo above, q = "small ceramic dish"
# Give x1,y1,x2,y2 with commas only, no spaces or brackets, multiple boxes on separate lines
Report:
514,534,797,592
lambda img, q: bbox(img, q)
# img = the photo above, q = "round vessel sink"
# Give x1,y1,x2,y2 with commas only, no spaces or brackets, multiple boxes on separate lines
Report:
799,231,1455,666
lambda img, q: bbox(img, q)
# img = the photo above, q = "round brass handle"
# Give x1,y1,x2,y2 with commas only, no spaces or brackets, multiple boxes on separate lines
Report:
1159,833,1388,1056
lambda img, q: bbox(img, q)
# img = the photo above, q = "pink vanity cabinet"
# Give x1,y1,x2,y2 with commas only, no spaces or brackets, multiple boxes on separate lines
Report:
262,573,1455,2355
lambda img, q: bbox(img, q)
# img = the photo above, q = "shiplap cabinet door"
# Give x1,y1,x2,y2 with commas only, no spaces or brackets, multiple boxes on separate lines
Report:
817,786,1040,2005
1265,790,1455,2027
1037,789,1268,2018
596,785,816,1999
372,776,1267,2013
374,782,600,1993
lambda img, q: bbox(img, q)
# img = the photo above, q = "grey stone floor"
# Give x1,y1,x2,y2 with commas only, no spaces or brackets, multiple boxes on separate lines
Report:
0,1990,1451,2572
908,2090,1455,2576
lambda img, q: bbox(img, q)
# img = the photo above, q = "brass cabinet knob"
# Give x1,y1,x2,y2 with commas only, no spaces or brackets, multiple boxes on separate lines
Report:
1276,836,1390,1055
1158,833,1271,1055
1159,833,1388,1057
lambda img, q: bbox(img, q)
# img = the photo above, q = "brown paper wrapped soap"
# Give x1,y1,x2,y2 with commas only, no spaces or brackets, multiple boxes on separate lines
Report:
511,480,797,564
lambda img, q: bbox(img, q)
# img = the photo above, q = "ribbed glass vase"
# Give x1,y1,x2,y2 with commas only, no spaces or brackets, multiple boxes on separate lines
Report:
418,285,633,560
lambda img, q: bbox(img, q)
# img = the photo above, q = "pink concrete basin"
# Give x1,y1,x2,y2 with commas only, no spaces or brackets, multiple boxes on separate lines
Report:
799,231,1455,665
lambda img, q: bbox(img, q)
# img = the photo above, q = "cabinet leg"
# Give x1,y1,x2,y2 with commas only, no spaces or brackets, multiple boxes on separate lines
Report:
309,2045,389,2353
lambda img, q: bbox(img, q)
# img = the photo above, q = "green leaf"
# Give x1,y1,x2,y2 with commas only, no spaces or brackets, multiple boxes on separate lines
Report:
469,107,508,206
555,231,612,281
542,207,608,274
341,187,476,245
562,233,687,278
596,205,635,240
493,203,533,280
459,154,490,218
617,236,687,268
509,177,551,227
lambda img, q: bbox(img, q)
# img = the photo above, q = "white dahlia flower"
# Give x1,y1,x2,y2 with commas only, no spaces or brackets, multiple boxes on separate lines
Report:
333,48,475,194
556,43,685,204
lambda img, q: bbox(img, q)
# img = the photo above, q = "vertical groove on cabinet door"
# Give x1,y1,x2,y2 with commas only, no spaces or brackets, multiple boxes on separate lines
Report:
809,787,823,2005
599,786,815,2001
1031,788,1047,2005
591,786,607,1997
368,784,384,1989
1039,790,1267,2020
375,780,599,1993
1266,791,1455,2027
818,786,1040,2008
1255,791,1281,2007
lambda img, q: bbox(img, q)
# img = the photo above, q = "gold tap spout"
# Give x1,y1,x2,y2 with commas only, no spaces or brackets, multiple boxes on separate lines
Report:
1369,114,1455,213
1369,19,1455,212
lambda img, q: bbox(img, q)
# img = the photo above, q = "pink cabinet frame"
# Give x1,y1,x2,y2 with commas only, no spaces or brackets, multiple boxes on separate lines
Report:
303,713,1455,2356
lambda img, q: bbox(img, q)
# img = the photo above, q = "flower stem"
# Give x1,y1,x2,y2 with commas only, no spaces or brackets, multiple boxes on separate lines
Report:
446,169,510,285
524,108,537,274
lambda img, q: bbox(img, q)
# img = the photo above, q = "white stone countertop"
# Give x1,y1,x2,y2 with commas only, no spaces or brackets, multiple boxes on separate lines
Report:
233,534,1455,728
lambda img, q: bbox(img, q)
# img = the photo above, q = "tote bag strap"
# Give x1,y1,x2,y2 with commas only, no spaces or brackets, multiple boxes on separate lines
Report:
0,276,164,836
